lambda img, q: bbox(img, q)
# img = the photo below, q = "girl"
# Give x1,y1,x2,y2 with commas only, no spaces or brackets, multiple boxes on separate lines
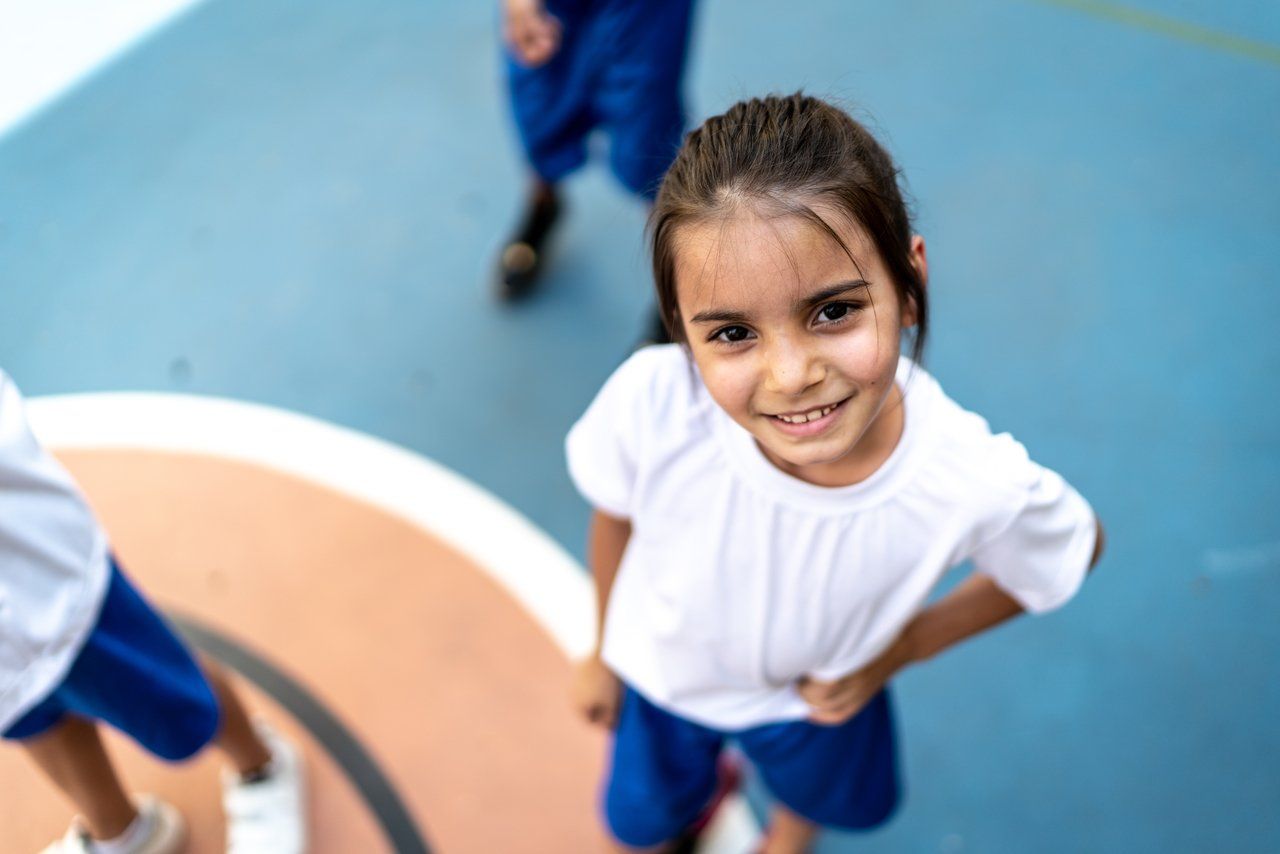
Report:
565,93,1105,853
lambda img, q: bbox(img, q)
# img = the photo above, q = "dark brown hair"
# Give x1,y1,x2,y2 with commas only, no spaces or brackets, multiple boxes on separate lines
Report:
649,92,927,363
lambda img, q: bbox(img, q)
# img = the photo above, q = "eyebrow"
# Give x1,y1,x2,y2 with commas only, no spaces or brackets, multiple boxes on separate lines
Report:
688,279,870,325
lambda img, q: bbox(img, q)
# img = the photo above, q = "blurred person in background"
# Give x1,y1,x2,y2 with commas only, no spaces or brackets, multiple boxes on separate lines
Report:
496,0,696,324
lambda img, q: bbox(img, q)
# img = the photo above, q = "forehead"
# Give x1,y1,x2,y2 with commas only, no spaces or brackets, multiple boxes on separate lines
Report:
671,208,877,310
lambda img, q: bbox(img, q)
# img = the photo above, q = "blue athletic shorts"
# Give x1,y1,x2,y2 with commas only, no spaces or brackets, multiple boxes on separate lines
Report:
2,558,221,762
605,685,900,847
505,0,695,199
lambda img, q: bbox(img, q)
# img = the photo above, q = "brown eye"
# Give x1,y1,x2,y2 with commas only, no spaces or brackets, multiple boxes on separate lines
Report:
711,325,753,344
817,302,860,325
819,303,849,322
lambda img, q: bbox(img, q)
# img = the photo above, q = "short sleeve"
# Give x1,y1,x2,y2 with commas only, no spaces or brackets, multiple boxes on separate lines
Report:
564,352,654,519
970,463,1098,615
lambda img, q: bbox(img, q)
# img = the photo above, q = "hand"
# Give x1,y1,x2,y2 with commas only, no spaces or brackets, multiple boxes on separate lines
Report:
797,639,911,726
571,653,622,729
503,0,562,67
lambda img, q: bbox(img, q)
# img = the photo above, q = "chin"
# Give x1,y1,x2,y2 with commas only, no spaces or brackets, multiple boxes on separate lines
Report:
763,437,852,470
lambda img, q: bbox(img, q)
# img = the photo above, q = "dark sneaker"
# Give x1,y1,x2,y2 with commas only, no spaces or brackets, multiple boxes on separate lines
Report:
495,188,562,301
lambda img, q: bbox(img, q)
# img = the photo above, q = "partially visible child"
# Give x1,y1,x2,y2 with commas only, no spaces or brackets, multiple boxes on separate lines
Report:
0,369,306,854
495,0,696,303
566,94,1106,852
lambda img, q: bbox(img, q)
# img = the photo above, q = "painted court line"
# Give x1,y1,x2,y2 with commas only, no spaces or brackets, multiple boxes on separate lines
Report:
1027,0,1280,66
0,0,208,138
26,392,599,659
27,392,762,852
175,614,432,854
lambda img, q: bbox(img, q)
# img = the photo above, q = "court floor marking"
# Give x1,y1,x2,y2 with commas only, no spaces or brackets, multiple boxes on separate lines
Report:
1026,0,1280,66
6,0,1274,148
0,0,209,139
27,391,598,658
27,392,760,852
175,614,432,854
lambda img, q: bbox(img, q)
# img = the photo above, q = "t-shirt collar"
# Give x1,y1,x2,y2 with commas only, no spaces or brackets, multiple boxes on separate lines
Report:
707,357,927,513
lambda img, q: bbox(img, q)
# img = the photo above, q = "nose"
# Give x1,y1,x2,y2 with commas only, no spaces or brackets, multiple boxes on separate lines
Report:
763,335,823,397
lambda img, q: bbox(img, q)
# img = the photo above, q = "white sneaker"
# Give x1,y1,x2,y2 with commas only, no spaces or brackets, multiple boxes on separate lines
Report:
221,722,306,854
40,796,186,854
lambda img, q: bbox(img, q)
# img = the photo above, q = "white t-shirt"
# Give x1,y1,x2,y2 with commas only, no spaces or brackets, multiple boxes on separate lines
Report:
566,345,1097,730
0,370,111,732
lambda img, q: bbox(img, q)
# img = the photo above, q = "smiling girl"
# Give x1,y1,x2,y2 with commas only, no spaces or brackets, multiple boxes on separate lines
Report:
566,93,1105,853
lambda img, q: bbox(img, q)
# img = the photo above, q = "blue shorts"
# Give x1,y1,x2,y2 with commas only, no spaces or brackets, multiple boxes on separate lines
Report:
605,686,900,847
505,0,695,199
3,558,221,762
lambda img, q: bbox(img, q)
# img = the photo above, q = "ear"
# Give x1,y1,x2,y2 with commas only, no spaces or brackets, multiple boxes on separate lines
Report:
901,234,928,328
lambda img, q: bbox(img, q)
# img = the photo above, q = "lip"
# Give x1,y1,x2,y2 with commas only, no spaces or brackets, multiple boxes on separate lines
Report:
764,396,850,438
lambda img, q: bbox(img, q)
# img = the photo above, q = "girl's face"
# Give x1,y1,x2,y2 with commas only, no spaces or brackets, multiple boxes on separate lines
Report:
674,208,925,487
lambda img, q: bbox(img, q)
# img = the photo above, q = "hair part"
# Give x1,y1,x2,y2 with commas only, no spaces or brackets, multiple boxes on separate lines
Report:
648,92,928,364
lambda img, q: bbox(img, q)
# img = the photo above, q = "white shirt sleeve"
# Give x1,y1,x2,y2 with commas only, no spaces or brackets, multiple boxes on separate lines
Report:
564,352,653,519
969,450,1098,615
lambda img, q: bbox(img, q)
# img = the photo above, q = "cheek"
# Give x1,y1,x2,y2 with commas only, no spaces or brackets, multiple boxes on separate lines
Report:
695,356,757,416
828,319,900,382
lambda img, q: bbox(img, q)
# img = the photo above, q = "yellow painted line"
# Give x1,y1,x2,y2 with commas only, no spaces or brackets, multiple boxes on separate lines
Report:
1028,0,1280,67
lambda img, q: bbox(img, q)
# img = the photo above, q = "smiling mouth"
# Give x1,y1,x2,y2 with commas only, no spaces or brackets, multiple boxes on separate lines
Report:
768,397,849,425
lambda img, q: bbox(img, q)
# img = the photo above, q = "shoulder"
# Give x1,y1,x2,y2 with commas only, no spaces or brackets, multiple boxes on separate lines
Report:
565,346,712,516
614,343,701,400
904,364,1041,503
898,365,1090,572
0,369,30,444
0,368,16,406
588,344,708,425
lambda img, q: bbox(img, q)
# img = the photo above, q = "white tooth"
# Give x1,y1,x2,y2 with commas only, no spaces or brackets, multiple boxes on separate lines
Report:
805,410,820,422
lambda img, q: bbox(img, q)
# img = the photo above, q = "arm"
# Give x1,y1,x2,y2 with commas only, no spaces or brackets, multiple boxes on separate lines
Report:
570,509,631,728
802,518,1106,724
502,0,562,67
587,509,631,649
903,517,1106,663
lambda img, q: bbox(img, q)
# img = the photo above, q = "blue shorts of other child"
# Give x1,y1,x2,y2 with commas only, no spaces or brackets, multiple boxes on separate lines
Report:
506,0,696,200
3,558,221,761
606,685,900,847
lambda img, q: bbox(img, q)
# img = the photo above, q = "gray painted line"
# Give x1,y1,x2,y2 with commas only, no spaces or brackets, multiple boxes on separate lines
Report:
172,613,432,854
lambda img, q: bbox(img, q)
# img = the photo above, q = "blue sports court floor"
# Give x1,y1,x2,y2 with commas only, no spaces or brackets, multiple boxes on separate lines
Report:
2,0,1277,851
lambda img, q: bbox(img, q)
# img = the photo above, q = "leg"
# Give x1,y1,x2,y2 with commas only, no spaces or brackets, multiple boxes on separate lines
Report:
595,0,694,201
199,656,272,776
21,715,138,840
200,657,307,852
763,802,819,854
738,692,900,848
604,688,724,852
498,7,596,302
496,177,564,300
